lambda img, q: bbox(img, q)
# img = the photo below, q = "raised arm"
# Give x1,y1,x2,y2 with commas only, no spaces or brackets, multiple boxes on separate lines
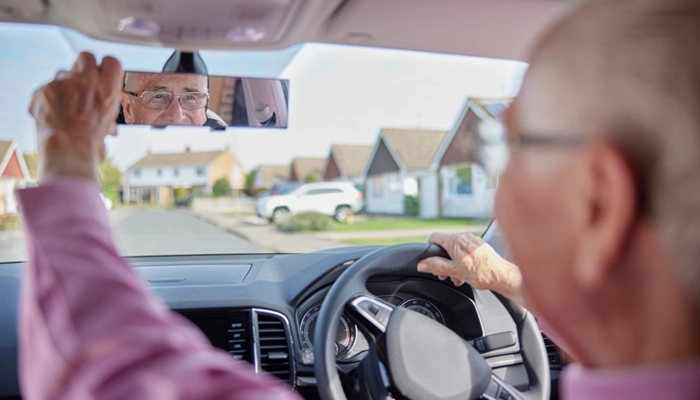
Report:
19,52,299,400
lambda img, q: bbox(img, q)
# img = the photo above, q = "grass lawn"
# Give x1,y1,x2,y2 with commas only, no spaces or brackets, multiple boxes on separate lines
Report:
341,236,431,246
335,217,487,232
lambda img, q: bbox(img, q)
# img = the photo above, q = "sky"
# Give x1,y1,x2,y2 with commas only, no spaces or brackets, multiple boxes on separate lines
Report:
0,22,528,172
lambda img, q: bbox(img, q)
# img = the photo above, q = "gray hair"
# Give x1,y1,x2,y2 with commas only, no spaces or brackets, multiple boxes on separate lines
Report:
532,0,700,305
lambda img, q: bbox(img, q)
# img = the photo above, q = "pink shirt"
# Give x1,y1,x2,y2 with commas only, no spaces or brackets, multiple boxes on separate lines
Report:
17,180,301,400
561,361,700,400
17,180,700,399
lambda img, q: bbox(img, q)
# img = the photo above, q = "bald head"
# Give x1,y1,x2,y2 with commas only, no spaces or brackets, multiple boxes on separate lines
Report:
518,0,700,304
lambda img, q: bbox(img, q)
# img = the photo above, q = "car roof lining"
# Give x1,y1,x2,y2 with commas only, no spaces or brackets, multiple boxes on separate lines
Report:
1,0,568,62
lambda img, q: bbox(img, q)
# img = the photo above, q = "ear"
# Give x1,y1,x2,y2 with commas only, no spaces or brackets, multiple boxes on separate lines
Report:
574,138,637,288
120,92,134,123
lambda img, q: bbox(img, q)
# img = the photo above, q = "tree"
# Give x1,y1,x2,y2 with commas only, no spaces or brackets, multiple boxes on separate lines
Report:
212,177,231,197
304,172,319,183
99,158,123,205
244,169,257,197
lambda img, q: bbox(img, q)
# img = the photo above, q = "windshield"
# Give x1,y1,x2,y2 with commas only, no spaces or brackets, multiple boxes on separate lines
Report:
0,22,526,263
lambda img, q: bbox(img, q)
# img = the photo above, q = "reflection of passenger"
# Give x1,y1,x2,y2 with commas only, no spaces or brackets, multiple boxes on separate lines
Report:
120,72,209,126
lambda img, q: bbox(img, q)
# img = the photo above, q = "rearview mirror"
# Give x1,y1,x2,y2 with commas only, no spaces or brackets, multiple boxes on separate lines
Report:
118,71,289,130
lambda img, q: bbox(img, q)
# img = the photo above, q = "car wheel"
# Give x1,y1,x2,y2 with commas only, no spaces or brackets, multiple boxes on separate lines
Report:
335,206,352,223
272,207,291,224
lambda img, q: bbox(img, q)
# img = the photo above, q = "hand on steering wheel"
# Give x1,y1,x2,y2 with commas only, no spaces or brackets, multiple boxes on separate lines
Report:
313,243,550,400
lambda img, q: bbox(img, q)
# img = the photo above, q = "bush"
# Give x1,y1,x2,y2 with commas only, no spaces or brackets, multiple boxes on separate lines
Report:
279,211,336,232
212,177,231,197
173,187,190,202
404,195,419,217
0,215,21,231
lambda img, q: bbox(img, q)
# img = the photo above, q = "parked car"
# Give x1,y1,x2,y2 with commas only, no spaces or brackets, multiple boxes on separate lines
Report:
271,182,303,196
174,196,194,207
256,181,363,224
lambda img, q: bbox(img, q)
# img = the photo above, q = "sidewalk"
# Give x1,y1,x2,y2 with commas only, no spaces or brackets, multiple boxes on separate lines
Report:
193,212,346,253
193,212,489,252
310,225,488,241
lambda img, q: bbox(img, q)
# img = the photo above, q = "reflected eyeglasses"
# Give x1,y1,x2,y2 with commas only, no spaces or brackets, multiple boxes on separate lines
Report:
125,90,209,111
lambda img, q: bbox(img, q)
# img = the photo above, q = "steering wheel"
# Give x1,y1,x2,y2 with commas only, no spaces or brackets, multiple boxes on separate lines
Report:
313,243,550,400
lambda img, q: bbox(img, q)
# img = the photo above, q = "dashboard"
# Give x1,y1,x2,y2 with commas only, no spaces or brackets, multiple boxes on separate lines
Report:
0,244,563,400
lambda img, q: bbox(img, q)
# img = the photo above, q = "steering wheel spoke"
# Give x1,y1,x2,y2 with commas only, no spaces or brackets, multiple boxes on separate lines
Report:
481,374,524,400
346,294,395,340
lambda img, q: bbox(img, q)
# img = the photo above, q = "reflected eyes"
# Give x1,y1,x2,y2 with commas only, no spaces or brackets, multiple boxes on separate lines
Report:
130,91,209,111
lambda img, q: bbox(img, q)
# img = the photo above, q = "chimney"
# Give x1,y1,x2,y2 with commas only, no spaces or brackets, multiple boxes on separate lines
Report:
146,148,152,155
185,146,191,153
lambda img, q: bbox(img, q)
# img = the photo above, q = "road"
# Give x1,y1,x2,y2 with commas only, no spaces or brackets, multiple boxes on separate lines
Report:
0,208,267,263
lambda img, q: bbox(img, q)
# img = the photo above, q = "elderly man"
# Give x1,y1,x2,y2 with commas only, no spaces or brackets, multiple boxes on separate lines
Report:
419,0,700,398
120,71,209,126
19,1,700,400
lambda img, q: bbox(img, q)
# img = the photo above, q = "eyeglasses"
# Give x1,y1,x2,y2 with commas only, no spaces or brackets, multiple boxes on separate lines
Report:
125,90,209,111
472,120,583,175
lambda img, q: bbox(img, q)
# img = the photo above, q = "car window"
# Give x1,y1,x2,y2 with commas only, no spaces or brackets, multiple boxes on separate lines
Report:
0,22,523,262
305,189,342,196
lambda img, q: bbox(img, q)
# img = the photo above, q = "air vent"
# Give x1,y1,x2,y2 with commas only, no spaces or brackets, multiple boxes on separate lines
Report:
255,311,293,384
542,333,563,369
179,310,253,364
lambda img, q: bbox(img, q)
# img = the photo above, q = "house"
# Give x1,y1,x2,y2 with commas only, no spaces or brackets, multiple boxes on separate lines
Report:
0,140,32,214
252,164,291,192
124,147,245,205
363,129,448,215
22,153,38,182
321,145,373,187
288,157,326,183
428,98,512,219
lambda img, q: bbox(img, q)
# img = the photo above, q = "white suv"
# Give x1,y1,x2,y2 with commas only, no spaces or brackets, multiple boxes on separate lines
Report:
256,181,364,224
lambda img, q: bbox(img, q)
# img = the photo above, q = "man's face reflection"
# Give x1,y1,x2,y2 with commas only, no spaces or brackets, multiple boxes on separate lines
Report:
121,72,208,126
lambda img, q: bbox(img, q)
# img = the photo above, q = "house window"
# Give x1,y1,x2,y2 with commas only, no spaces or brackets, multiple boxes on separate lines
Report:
196,167,206,176
131,189,138,199
388,173,401,194
371,175,383,197
448,165,473,196
132,169,141,177
174,168,180,177
157,169,162,177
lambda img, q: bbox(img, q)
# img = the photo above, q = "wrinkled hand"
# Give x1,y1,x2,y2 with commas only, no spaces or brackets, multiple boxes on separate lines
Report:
418,233,524,304
29,52,123,183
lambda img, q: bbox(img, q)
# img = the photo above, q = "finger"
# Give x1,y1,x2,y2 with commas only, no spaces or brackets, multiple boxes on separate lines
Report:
452,279,465,287
54,70,72,81
72,52,97,74
438,275,447,280
418,256,455,275
99,56,124,97
428,232,458,254
428,232,457,249
28,87,45,118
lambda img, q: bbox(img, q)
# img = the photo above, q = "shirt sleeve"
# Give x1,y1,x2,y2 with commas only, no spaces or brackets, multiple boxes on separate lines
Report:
17,180,301,400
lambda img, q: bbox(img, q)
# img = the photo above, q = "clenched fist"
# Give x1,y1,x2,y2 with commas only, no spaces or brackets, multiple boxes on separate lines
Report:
29,52,123,183
418,232,525,305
